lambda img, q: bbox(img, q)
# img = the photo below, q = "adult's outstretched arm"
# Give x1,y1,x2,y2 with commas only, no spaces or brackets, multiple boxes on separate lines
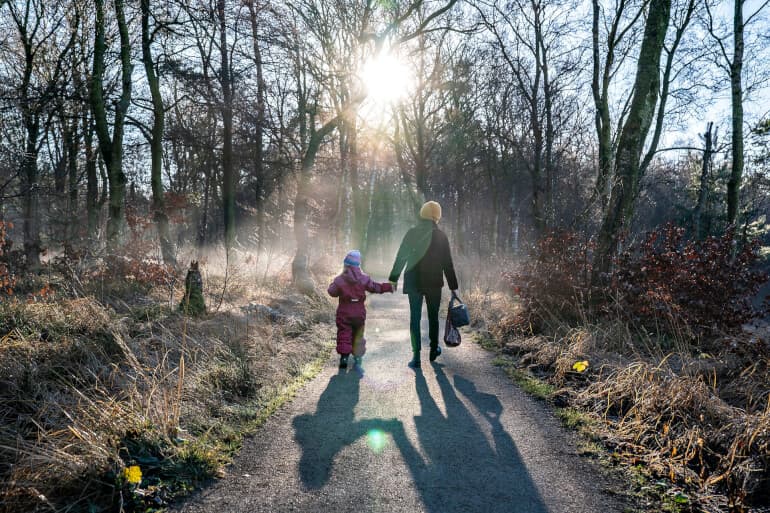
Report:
388,230,411,284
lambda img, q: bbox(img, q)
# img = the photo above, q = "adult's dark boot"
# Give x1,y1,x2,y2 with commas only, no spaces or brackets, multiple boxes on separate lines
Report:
408,355,421,369
429,346,442,362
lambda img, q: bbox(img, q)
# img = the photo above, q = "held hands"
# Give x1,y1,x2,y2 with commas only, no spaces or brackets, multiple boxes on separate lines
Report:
389,281,398,292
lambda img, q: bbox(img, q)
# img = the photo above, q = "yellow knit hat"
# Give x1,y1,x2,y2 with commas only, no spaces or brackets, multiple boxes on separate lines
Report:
419,201,442,222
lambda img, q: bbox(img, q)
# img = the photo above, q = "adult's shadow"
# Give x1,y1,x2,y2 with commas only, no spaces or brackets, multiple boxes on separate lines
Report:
406,364,549,513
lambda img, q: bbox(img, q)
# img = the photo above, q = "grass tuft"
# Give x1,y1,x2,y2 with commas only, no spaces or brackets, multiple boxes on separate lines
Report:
0,249,336,513
468,284,770,513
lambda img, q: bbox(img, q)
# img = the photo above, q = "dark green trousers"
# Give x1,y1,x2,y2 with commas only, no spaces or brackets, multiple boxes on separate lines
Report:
408,289,442,357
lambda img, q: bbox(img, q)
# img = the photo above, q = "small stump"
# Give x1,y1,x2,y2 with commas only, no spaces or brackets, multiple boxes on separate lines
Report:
179,261,205,316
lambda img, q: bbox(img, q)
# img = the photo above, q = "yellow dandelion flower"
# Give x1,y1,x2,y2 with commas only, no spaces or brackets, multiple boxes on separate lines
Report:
123,465,142,485
572,360,589,373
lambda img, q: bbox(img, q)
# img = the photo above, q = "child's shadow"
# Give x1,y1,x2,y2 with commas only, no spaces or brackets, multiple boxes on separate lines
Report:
293,370,366,489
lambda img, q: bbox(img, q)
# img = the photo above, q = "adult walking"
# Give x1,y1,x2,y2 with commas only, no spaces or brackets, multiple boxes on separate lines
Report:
389,201,459,368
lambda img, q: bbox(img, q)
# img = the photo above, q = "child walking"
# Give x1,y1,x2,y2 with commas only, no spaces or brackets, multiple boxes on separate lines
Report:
328,250,393,369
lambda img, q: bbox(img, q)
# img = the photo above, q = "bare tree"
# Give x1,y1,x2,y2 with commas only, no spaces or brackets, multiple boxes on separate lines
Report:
90,0,133,248
590,0,649,210
638,0,697,177
705,0,770,226
594,0,672,278
245,0,268,251
141,0,175,265
286,0,461,292
216,0,236,251
394,26,450,212
7,0,78,268
477,0,579,235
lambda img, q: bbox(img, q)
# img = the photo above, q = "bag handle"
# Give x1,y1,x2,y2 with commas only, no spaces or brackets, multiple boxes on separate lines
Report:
449,290,463,307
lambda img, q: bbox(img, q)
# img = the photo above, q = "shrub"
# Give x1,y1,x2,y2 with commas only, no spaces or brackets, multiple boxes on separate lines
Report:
503,230,593,332
506,225,769,340
613,224,769,339
0,221,15,298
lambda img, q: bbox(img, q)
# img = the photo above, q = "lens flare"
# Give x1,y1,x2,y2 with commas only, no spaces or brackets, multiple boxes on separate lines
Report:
366,429,388,453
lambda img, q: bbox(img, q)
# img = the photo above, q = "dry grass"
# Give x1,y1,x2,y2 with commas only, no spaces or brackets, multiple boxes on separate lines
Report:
467,287,770,513
0,249,335,512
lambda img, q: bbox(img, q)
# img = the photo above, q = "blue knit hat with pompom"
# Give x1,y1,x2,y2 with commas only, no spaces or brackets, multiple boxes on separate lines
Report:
343,250,361,267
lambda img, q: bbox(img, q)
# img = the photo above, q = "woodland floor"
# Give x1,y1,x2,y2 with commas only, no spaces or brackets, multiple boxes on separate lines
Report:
171,292,632,513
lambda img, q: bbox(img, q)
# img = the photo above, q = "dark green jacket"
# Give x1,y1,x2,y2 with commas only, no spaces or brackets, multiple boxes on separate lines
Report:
389,219,459,294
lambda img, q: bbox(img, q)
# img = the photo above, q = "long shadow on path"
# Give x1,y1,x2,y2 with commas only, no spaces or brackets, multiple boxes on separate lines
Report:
402,364,549,513
293,369,362,489
293,369,404,490
293,362,550,512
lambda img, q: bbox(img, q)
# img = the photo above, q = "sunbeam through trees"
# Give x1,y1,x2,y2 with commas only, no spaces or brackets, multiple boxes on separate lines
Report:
0,0,769,511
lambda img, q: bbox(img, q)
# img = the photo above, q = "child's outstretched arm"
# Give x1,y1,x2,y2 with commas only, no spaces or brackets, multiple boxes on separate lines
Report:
365,277,394,294
328,279,341,297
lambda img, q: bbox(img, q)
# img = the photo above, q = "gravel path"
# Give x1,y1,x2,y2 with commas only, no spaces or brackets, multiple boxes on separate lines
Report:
174,293,630,513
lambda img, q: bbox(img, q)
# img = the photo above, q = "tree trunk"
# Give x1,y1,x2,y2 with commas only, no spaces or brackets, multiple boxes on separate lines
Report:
54,131,67,195
455,191,464,255
110,0,131,246
693,122,715,239
141,0,175,266
90,0,131,249
198,167,211,249
591,0,616,210
292,118,340,293
97,154,109,208
17,9,40,269
535,0,555,228
530,109,545,236
333,166,348,252
414,84,429,197
66,118,79,248
486,153,500,252
85,115,99,240
292,169,314,293
347,120,369,252
218,0,236,252
593,0,672,280
727,0,744,226
247,0,266,249
22,118,41,269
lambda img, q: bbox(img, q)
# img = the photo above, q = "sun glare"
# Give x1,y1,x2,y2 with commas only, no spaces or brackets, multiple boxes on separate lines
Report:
360,52,413,108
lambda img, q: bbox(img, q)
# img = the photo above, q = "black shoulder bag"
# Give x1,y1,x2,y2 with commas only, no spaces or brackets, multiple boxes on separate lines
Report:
444,292,469,347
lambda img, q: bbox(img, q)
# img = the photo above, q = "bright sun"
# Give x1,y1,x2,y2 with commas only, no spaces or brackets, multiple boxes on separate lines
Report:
360,52,413,110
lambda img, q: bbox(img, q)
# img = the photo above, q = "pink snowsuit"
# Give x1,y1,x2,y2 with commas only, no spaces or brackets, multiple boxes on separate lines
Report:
328,266,393,356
